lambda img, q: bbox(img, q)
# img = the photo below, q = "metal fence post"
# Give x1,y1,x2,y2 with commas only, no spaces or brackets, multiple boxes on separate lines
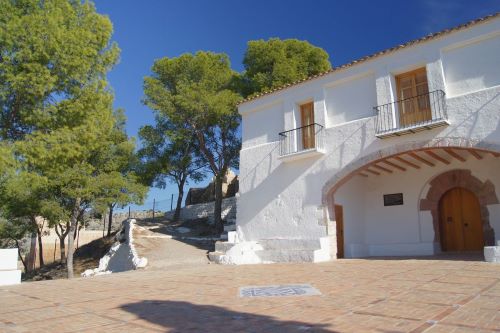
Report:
153,198,156,221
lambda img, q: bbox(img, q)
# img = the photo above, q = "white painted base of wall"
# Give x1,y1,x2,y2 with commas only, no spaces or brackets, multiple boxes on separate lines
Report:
0,248,18,270
209,237,331,265
484,241,500,263
82,219,147,277
0,270,21,286
0,249,21,286
347,242,435,257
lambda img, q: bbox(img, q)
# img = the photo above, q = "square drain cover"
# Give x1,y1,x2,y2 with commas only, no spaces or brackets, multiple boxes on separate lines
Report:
239,284,321,297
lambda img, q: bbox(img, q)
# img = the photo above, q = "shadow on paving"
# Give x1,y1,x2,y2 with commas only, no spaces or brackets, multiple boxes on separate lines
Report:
121,300,337,333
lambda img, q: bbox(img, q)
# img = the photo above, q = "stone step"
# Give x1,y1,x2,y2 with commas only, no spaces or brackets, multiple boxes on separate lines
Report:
0,270,21,286
255,249,316,263
215,241,236,252
484,246,500,263
208,251,224,263
257,239,322,250
223,224,236,232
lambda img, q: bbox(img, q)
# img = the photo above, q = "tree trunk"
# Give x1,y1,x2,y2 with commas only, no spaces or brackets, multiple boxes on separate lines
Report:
107,204,114,236
55,223,68,262
73,223,77,240
213,173,224,234
66,197,81,279
27,232,37,272
59,237,66,262
36,228,44,267
32,217,44,268
14,239,28,273
173,178,186,221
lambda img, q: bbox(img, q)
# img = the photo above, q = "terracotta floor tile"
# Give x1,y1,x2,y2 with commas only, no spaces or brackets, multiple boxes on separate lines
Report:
423,323,495,333
2,258,499,332
441,307,500,331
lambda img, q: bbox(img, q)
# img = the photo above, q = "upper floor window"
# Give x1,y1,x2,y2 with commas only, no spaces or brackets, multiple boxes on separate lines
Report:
300,102,315,149
279,102,325,159
396,68,431,127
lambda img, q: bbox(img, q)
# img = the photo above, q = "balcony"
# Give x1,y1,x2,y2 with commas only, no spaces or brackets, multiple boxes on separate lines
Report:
375,90,448,138
278,123,325,161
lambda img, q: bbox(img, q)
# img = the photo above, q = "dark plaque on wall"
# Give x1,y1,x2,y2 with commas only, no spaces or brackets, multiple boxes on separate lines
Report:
384,193,403,206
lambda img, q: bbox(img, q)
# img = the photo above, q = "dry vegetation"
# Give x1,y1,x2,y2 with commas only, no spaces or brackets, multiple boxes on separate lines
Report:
23,232,117,281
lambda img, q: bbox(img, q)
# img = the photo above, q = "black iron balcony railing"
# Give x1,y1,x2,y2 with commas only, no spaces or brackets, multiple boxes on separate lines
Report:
375,90,447,137
278,123,324,156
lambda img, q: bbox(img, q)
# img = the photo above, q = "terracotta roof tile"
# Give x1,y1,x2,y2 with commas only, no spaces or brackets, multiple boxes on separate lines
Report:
238,13,499,106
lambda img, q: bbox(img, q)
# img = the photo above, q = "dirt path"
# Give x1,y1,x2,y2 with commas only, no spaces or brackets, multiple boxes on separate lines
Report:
132,221,213,270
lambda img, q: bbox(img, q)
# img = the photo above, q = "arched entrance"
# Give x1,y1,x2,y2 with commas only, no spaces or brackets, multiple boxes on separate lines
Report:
420,169,497,248
439,188,484,251
321,138,500,258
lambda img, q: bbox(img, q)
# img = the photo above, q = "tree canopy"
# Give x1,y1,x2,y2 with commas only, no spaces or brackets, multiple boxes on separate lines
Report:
241,38,332,97
138,121,206,221
0,0,337,277
0,0,119,139
143,51,241,231
0,0,144,278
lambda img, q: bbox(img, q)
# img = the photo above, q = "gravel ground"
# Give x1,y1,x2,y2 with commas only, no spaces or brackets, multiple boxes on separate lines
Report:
132,219,215,270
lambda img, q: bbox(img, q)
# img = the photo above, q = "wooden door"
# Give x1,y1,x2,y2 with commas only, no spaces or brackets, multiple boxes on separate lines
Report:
396,68,431,127
334,205,344,258
461,189,484,250
439,188,464,251
300,102,315,150
439,188,484,251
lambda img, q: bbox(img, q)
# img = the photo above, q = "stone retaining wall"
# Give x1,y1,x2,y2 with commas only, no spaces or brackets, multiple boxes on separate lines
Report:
164,197,236,223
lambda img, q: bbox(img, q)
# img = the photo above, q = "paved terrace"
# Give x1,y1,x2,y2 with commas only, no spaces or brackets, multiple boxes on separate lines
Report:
1,257,499,332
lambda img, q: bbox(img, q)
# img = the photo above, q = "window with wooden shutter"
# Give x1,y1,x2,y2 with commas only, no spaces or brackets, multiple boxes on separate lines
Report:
396,68,431,127
300,102,315,149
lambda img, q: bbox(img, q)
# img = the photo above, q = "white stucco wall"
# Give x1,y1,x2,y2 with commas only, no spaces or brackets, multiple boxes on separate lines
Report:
325,73,377,127
241,101,284,149
333,176,366,257
236,17,500,257
441,32,500,97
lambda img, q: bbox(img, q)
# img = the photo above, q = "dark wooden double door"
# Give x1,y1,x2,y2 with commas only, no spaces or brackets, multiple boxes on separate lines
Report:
439,188,484,251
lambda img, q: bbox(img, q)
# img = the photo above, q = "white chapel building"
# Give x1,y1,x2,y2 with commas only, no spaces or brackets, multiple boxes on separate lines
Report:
211,14,500,264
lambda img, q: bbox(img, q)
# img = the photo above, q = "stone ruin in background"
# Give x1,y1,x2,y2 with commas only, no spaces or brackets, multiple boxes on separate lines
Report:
185,169,239,206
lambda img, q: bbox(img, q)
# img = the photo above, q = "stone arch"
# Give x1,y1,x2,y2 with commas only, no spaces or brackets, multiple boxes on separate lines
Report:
419,169,497,246
321,137,500,214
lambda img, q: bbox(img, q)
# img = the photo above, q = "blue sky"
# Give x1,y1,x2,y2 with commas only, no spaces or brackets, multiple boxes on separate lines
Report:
93,0,500,211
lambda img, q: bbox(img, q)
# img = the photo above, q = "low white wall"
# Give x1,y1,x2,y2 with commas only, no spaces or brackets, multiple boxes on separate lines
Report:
82,219,147,277
0,248,21,286
0,248,18,270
